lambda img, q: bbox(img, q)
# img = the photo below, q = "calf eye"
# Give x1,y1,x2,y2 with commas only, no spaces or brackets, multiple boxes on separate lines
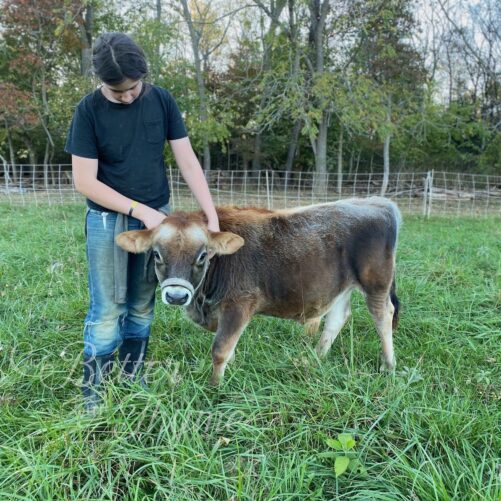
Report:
152,250,161,261
196,251,208,266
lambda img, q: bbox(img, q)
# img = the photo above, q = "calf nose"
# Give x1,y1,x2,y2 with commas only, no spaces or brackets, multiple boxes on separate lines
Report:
162,285,192,306
164,291,189,305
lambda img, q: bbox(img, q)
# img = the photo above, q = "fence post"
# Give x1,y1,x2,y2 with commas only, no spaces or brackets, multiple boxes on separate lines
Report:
1,156,10,192
244,170,247,206
426,169,435,218
1,156,12,205
423,171,430,217
284,171,289,208
217,170,221,206
486,174,490,215
230,171,234,206
422,170,434,218
265,170,270,209
297,171,301,205
471,174,475,216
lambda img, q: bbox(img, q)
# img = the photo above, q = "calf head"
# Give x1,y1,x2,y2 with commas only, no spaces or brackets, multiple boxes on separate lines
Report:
116,212,244,306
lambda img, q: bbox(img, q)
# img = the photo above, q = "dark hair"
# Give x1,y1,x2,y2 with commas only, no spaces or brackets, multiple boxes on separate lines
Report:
92,32,148,85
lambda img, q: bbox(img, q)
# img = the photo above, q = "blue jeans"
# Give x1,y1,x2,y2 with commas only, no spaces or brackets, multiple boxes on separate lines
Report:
83,208,166,358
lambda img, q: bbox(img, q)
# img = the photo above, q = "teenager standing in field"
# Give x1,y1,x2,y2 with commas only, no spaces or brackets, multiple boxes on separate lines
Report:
65,32,219,412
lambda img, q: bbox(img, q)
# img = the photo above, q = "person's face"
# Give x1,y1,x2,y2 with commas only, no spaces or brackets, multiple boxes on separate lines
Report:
101,78,142,104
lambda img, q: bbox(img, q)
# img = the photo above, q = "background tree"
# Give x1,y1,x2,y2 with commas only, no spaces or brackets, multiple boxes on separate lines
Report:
351,0,426,194
0,0,499,178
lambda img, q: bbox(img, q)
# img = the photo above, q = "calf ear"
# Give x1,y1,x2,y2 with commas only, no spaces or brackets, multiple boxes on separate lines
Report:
209,231,244,256
116,229,153,253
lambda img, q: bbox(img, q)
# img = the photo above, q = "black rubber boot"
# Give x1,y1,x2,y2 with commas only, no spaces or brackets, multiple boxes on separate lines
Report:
118,337,149,389
82,354,114,413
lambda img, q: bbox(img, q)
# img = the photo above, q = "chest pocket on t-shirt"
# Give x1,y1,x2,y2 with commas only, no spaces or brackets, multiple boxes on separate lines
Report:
144,119,164,143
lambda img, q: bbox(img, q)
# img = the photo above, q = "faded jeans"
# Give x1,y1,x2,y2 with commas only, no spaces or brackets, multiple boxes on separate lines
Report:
83,206,169,357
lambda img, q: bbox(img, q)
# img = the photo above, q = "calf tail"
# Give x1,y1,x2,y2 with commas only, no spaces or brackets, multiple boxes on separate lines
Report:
390,276,400,330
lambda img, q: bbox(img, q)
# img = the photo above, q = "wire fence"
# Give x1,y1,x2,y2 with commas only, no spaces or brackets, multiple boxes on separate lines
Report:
1,163,501,217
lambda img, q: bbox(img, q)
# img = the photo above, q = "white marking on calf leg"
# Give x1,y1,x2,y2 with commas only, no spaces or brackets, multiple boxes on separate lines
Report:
315,289,352,358
366,294,396,371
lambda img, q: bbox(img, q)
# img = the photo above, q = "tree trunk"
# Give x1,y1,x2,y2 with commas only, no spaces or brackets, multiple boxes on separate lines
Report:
381,98,392,196
39,63,55,185
381,133,391,196
203,143,211,171
252,134,262,174
153,0,162,81
1,154,11,190
337,126,343,194
43,141,50,189
242,152,249,171
348,149,353,177
285,120,301,172
307,0,330,193
251,0,287,172
5,123,18,183
353,149,361,183
284,0,301,175
79,5,93,77
313,112,328,196
180,0,211,170
21,136,37,165
309,0,329,73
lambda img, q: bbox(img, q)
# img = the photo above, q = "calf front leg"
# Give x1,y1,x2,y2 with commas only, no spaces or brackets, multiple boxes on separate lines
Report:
210,303,251,386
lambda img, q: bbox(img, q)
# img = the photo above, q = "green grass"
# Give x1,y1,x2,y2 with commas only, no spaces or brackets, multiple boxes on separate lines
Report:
0,204,500,500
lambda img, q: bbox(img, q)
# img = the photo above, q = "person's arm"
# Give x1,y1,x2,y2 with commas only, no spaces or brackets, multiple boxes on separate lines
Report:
72,155,167,229
169,137,220,232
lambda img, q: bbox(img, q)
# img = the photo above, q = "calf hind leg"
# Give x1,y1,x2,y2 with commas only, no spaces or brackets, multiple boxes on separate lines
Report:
315,290,352,358
366,293,396,371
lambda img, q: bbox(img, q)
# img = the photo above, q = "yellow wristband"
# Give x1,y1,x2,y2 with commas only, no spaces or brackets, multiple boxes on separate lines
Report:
128,200,139,216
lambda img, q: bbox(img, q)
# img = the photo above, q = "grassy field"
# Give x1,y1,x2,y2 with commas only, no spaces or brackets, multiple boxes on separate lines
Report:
0,204,500,500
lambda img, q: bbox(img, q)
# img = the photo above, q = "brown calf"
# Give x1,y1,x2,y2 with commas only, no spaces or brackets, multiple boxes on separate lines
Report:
116,197,401,385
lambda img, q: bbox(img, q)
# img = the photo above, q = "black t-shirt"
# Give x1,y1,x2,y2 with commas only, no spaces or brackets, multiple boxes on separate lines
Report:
65,83,188,210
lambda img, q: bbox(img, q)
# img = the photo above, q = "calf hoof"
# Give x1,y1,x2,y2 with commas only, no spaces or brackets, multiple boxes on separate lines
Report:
315,344,329,359
210,359,228,386
209,374,222,387
304,319,321,337
380,354,396,373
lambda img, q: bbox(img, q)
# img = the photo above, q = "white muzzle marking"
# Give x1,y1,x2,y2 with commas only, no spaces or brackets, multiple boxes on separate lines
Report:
160,278,194,306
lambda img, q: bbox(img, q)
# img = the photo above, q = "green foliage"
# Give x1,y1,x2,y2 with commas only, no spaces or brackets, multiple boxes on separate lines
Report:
391,96,497,172
49,76,96,152
479,132,501,174
322,433,367,479
0,0,498,172
131,18,178,84
157,60,234,160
